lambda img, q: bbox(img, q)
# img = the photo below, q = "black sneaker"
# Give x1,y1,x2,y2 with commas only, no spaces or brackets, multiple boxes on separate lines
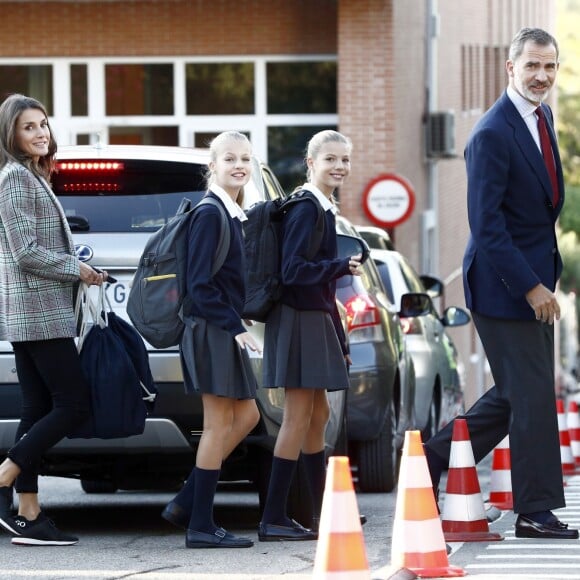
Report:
0,511,39,536
10,515,78,546
0,486,13,520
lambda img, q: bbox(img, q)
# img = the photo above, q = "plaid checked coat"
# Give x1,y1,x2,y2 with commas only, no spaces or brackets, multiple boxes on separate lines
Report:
0,161,80,342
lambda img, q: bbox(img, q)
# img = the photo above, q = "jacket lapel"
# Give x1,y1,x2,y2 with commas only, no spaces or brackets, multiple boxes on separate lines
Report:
500,93,554,204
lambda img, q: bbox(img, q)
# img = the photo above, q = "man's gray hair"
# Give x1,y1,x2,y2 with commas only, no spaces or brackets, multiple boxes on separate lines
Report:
509,27,559,62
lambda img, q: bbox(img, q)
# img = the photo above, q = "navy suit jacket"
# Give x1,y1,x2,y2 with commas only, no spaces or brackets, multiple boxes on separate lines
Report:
462,91,564,320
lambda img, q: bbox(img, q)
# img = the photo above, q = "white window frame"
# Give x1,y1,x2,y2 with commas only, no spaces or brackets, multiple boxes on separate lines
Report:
0,55,338,162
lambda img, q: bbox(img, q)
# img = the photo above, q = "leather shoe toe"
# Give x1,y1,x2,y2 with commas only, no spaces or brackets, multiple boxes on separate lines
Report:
161,501,188,529
258,520,317,542
186,527,253,548
515,515,579,539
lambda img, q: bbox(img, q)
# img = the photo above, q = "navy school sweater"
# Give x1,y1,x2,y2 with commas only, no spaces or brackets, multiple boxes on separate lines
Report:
280,197,351,353
185,194,246,337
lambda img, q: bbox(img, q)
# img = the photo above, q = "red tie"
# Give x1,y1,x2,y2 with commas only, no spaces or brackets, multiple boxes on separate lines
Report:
535,106,560,207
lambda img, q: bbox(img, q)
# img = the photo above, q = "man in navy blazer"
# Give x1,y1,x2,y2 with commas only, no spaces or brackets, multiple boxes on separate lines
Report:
425,27,578,539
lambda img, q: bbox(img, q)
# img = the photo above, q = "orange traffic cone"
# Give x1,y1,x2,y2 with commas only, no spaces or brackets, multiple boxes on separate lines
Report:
391,430,465,578
488,435,513,510
557,399,576,475
312,456,370,580
567,401,580,470
441,419,503,542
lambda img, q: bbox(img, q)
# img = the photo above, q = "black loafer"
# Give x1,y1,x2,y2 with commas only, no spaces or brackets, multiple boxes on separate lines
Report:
161,501,188,529
186,527,253,548
258,519,317,542
515,515,579,539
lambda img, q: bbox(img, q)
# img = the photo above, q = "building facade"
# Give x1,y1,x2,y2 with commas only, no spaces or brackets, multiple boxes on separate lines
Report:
0,0,556,405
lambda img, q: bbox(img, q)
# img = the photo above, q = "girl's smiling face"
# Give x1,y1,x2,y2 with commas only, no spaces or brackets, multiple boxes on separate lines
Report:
308,141,351,197
15,108,51,162
210,139,253,197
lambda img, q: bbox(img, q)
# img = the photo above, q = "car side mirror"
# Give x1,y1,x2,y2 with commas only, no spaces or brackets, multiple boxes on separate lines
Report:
399,292,431,317
336,234,370,264
419,274,444,298
442,306,471,327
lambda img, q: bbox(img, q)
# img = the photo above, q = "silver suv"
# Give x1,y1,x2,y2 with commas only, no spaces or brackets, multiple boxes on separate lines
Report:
0,145,347,524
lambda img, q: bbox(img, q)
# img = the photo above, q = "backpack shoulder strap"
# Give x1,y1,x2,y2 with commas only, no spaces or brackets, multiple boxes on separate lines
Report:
283,191,326,260
195,197,231,276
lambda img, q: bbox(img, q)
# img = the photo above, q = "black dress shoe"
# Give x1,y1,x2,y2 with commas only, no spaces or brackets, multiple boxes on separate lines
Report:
515,515,579,539
186,527,253,548
161,501,188,529
258,519,317,542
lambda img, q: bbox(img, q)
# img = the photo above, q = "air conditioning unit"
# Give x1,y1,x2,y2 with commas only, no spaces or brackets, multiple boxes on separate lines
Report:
426,111,456,158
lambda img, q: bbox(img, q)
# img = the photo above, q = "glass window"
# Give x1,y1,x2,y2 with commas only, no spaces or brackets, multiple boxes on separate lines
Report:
267,125,336,192
106,64,174,116
0,65,53,115
267,61,336,114
186,63,254,115
71,64,88,117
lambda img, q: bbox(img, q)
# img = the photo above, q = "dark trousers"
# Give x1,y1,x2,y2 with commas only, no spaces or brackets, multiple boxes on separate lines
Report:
9,338,90,493
426,312,565,514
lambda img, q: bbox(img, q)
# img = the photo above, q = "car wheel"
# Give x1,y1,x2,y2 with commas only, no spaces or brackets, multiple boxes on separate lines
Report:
80,479,119,494
357,398,398,492
421,394,438,442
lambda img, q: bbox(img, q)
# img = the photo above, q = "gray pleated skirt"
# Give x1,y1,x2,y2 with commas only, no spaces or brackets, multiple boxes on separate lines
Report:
263,303,349,391
179,317,257,399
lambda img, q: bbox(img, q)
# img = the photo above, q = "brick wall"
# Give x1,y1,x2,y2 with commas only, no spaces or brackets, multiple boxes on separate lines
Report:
0,0,336,56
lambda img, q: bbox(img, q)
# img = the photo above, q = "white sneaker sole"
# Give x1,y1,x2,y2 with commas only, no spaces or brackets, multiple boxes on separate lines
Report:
11,537,78,546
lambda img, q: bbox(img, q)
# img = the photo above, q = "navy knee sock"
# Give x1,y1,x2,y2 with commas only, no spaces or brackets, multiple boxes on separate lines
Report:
302,450,326,519
260,457,297,526
188,467,220,534
172,467,196,510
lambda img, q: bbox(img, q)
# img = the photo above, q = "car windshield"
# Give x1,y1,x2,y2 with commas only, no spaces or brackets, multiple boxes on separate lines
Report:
52,158,207,233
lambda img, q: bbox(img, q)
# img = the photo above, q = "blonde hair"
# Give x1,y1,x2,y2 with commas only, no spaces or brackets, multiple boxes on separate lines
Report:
206,131,252,205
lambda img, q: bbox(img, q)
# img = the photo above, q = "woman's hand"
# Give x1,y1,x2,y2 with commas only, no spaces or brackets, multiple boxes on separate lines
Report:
235,331,262,353
79,262,107,286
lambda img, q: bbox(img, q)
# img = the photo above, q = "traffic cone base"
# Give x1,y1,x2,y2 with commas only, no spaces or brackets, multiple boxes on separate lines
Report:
441,419,503,542
391,431,466,578
313,456,370,579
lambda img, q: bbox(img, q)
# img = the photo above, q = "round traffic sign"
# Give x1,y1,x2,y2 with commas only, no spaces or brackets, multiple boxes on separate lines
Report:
362,173,415,228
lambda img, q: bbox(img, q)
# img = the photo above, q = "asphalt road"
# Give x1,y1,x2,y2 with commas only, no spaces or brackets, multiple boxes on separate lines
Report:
0,455,579,579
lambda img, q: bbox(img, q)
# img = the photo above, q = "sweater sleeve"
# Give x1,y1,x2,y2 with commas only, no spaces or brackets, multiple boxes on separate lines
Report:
185,207,245,336
281,200,350,286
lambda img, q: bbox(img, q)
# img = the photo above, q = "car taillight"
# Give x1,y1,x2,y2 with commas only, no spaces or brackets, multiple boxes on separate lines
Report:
57,161,124,171
55,161,125,193
400,317,422,335
344,294,384,343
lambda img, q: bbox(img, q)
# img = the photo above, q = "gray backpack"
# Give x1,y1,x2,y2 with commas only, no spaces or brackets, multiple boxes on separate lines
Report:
127,197,230,349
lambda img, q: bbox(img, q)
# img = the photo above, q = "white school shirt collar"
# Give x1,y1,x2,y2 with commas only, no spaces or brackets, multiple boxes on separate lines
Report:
208,184,247,222
506,85,542,151
300,183,338,215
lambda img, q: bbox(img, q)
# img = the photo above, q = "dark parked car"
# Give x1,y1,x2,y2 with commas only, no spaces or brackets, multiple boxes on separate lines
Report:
0,144,347,525
370,249,470,440
335,216,420,492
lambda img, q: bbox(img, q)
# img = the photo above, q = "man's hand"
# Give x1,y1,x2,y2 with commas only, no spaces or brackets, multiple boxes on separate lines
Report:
525,283,560,325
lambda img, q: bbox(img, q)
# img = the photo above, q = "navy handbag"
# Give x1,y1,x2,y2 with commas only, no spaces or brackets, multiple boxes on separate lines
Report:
69,284,157,439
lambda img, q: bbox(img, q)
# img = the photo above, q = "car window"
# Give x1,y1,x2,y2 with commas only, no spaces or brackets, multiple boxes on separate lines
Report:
53,159,207,233
375,261,395,303
396,255,425,294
